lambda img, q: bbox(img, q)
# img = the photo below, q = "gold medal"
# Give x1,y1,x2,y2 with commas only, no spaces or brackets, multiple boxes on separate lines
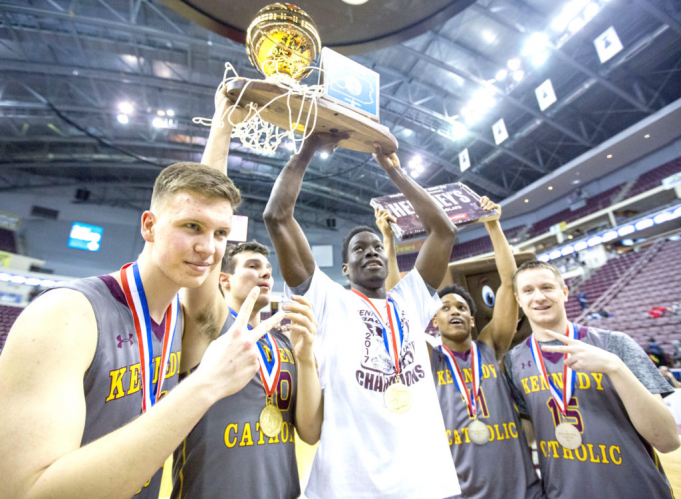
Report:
384,380,412,414
555,421,581,449
259,397,283,437
468,419,491,445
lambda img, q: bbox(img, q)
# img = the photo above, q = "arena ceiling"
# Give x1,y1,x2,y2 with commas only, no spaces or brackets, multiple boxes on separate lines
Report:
1,0,681,230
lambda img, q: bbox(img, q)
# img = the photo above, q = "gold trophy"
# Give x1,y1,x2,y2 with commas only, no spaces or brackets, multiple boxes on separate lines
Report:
223,3,397,154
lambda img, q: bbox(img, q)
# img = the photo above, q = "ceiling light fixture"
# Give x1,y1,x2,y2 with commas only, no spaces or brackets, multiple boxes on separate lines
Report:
644,134,650,138
513,70,525,82
117,114,129,124
495,69,508,80
320,152,329,159
507,58,521,71
524,199,529,203
548,186,553,190
118,102,134,114
607,154,613,158
342,0,370,4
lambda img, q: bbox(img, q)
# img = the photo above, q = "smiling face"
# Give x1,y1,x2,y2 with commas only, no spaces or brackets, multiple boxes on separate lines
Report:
514,268,569,330
342,231,388,290
434,293,475,345
220,250,273,310
144,190,233,289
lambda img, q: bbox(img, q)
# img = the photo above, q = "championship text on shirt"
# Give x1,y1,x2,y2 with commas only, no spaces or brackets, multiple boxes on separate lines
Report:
355,308,427,392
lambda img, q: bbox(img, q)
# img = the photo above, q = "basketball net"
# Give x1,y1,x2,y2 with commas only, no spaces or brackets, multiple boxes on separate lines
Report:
193,62,327,156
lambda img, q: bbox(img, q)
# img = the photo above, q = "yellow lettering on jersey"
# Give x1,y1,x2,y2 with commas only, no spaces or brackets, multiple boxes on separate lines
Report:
530,376,540,393
224,424,238,448
521,377,531,395
463,368,472,384
575,445,588,462
165,352,177,379
599,444,610,464
550,372,562,389
539,441,548,458
239,423,254,447
453,429,462,445
105,367,127,402
486,425,494,442
587,444,601,463
576,372,591,390
280,347,295,365
289,423,295,443
562,446,575,460
548,441,560,458
482,364,490,379
437,370,447,386
128,363,141,395
610,445,622,465
502,423,510,439
268,431,280,444
508,422,518,438
461,427,471,444
447,429,453,446
281,422,290,443
494,424,506,441
488,364,498,379
256,423,266,445
152,356,160,384
591,372,605,391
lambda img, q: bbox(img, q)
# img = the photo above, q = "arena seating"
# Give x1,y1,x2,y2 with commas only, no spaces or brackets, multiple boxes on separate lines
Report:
628,157,681,198
0,305,23,352
585,239,681,352
565,251,643,321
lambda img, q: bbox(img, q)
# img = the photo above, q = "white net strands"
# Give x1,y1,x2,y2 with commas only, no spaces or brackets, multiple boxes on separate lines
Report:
193,62,327,155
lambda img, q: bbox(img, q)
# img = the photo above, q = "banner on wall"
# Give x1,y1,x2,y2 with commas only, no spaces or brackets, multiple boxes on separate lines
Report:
0,251,12,268
0,211,21,231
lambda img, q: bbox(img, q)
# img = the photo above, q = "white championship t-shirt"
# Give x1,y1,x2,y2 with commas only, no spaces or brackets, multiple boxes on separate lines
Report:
286,267,460,499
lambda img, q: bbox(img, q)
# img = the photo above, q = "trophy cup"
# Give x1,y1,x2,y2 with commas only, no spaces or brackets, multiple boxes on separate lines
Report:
216,3,397,155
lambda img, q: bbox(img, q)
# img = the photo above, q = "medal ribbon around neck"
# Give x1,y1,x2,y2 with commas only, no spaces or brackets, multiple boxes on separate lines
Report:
229,308,281,396
439,342,482,417
120,262,179,412
351,289,405,375
530,323,578,415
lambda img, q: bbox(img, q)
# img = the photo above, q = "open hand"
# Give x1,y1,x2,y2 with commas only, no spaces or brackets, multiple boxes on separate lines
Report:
480,196,501,221
372,144,401,172
541,329,621,374
375,206,396,237
281,295,317,366
195,287,285,400
214,85,253,126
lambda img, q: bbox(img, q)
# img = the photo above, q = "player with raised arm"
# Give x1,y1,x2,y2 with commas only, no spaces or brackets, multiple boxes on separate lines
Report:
171,89,322,499
264,141,460,499
430,197,544,498
505,260,679,499
0,178,283,499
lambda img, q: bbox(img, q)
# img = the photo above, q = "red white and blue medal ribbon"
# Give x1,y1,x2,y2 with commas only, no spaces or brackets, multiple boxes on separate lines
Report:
439,342,483,417
530,323,578,415
229,308,281,396
120,261,179,412
352,289,405,375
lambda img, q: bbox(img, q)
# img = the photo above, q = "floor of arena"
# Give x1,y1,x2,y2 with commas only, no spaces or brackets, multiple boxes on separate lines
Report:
157,434,681,498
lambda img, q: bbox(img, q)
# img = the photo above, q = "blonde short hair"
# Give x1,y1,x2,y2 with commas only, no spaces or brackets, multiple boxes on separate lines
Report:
512,260,566,293
151,162,241,210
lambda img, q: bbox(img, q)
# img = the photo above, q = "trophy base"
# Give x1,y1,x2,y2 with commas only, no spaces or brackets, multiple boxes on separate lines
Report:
225,80,398,154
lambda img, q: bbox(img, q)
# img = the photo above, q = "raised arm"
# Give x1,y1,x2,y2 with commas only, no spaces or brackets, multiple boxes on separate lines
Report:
263,133,346,287
476,197,518,359
375,206,401,291
200,86,251,171
373,146,456,289
0,287,283,499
